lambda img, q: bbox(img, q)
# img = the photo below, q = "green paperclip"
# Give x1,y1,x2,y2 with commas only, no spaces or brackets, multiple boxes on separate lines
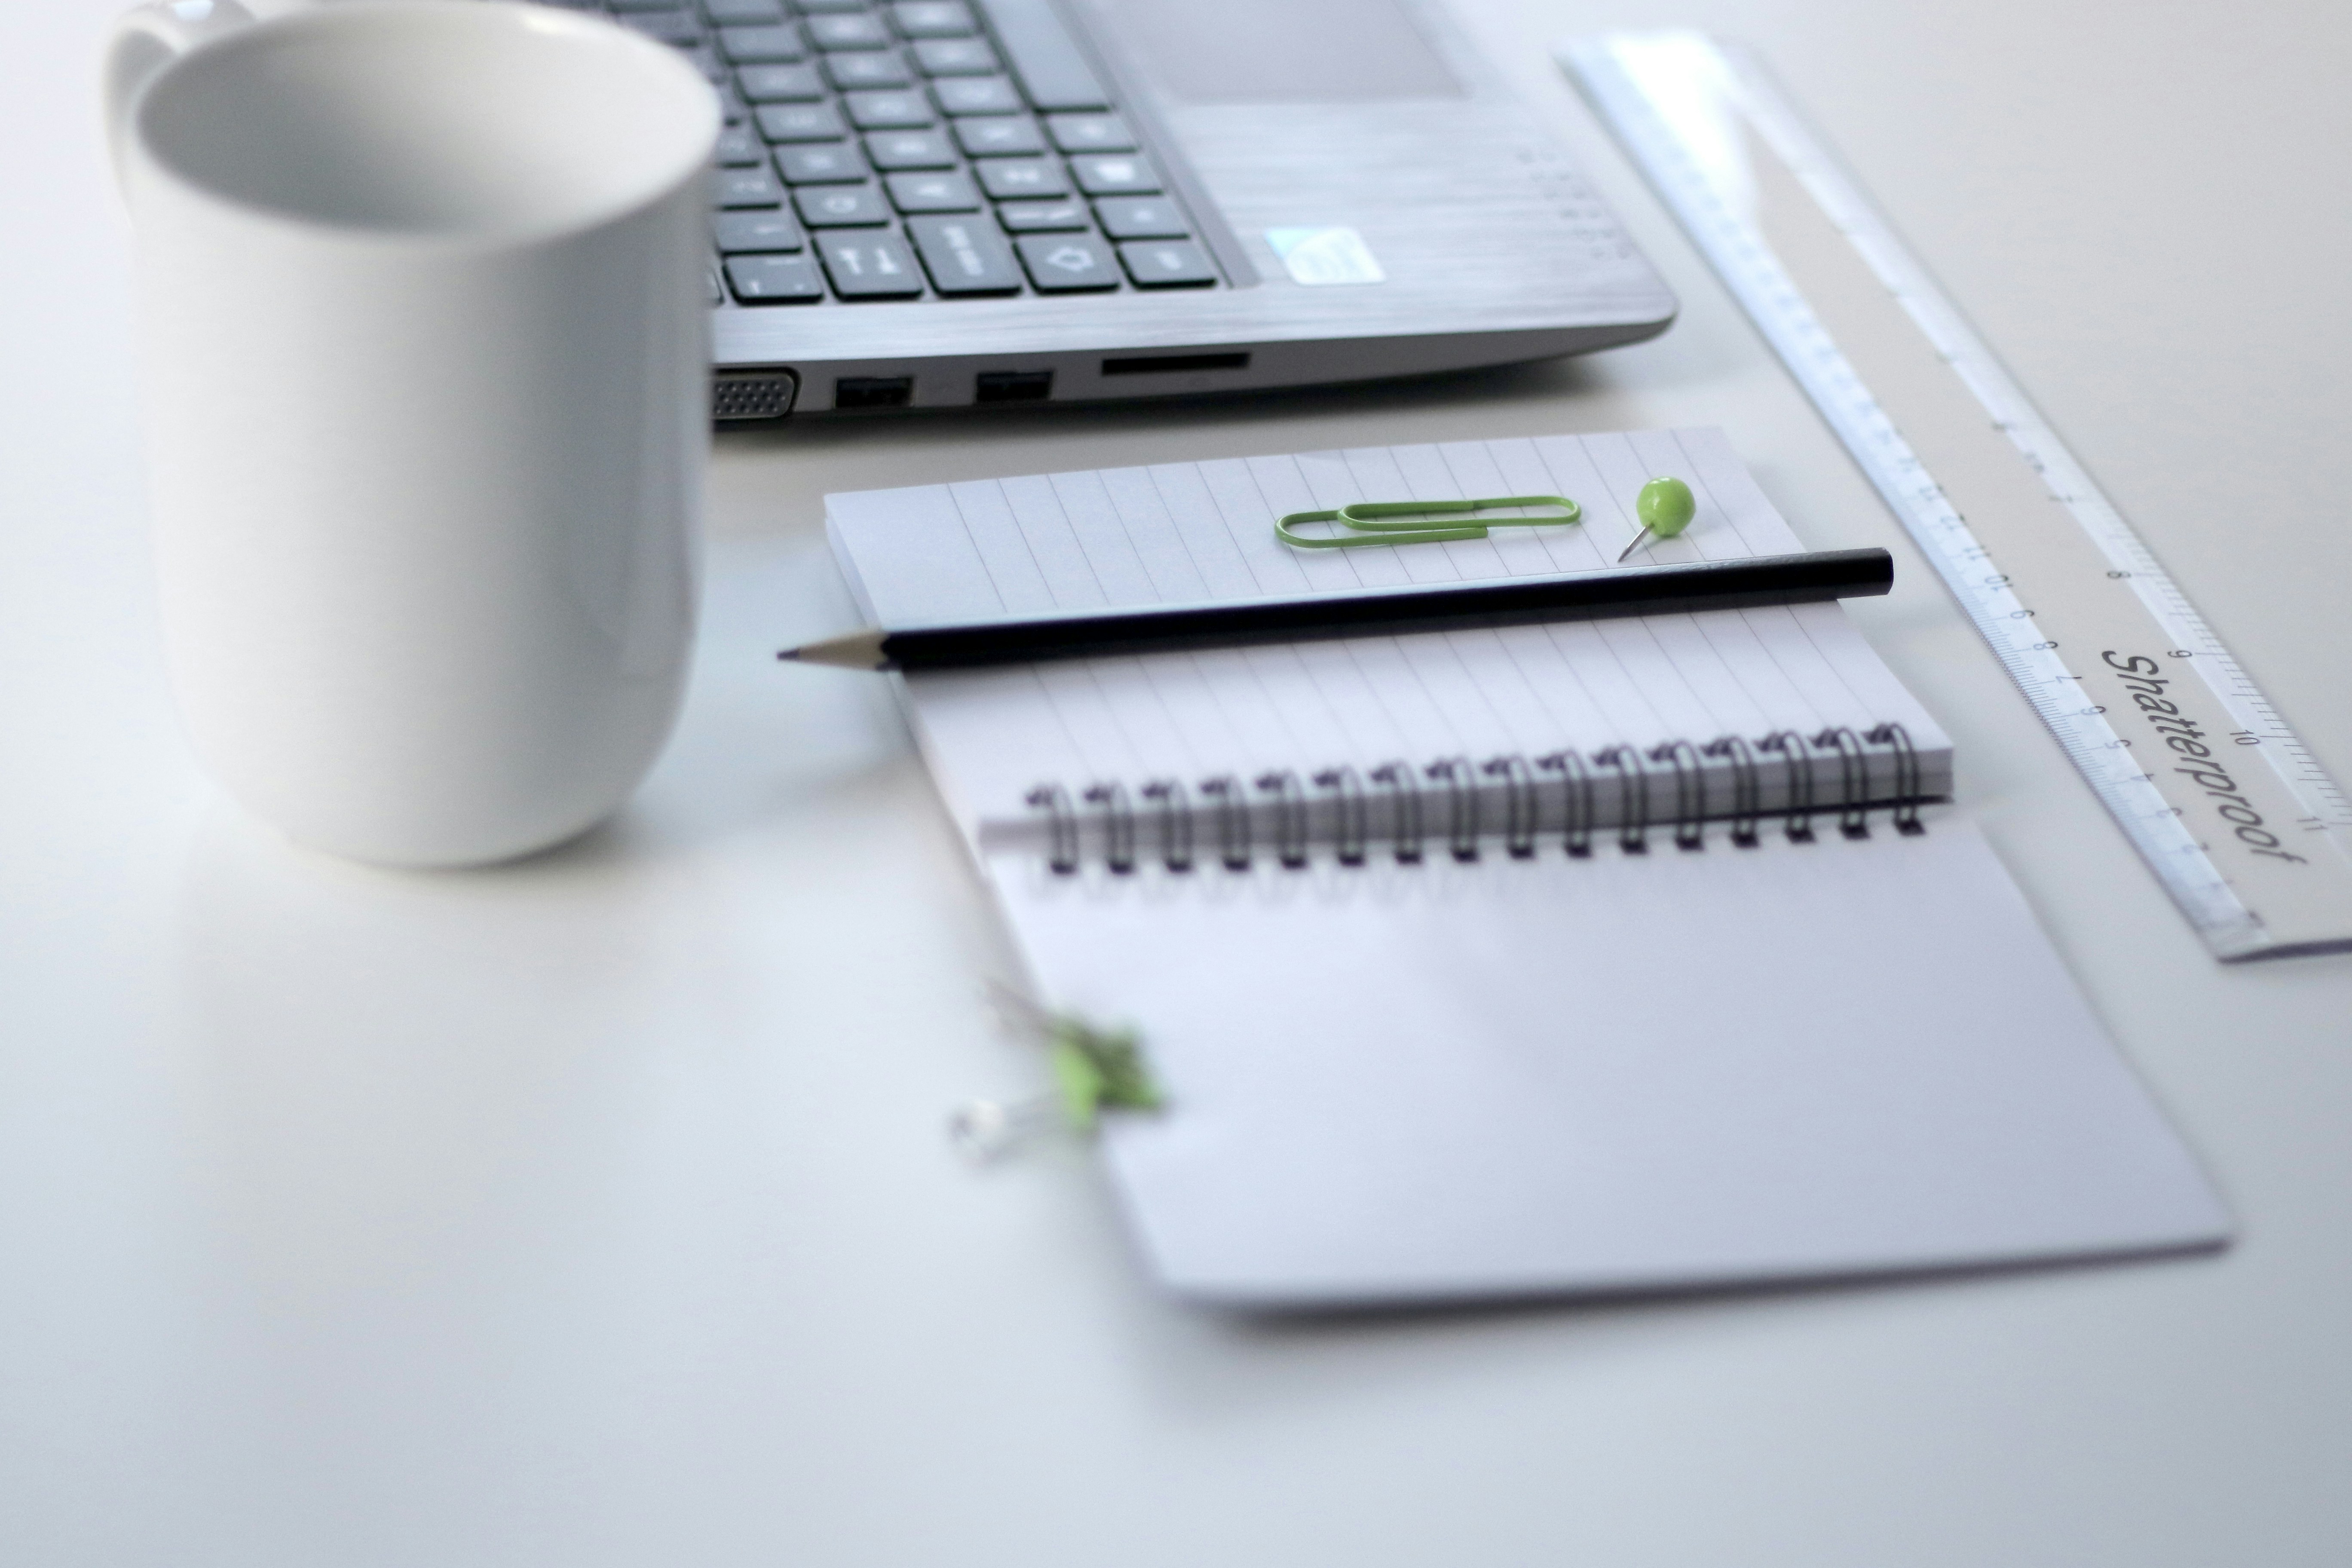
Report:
1275,494,1583,549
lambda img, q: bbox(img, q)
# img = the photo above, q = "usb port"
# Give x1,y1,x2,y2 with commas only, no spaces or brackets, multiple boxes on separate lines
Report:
834,376,913,410
975,369,1054,404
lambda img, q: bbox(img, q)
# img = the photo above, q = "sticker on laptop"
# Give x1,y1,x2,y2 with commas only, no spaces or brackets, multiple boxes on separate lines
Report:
1265,227,1387,286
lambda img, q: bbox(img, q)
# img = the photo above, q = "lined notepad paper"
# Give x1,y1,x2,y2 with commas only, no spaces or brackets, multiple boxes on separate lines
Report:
821,431,2230,1309
828,428,1948,837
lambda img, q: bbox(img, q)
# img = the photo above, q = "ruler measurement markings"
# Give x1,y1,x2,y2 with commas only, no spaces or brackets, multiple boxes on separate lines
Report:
1567,31,2352,958
1760,70,2332,787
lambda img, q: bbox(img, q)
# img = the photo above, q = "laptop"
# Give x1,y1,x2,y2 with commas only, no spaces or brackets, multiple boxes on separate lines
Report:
546,0,1678,418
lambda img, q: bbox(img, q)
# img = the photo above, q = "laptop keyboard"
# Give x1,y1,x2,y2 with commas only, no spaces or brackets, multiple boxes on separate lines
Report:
529,0,1222,306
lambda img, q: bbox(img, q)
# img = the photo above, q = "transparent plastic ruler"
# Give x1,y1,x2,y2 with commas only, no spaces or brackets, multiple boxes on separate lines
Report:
1566,30,2352,960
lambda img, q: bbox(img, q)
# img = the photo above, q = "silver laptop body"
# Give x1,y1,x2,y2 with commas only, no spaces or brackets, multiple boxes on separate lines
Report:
666,0,1678,417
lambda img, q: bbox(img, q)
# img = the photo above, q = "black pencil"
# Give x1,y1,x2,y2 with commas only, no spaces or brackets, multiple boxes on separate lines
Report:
780,548,1895,672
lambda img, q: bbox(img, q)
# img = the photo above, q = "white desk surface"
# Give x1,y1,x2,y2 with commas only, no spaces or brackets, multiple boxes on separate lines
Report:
8,0,2352,1562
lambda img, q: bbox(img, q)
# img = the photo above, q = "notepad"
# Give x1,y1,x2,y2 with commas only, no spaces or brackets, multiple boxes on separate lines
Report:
826,429,2231,1308
832,429,1951,851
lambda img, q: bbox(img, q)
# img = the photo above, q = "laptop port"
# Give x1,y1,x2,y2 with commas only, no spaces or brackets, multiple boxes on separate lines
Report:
975,370,1054,404
1101,352,1250,376
834,376,914,410
713,370,799,421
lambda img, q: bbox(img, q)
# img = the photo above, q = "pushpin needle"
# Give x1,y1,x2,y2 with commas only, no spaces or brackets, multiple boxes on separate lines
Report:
1617,475,1699,563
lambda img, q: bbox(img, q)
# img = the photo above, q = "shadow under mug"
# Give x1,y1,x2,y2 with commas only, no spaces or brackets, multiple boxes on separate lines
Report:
109,0,720,868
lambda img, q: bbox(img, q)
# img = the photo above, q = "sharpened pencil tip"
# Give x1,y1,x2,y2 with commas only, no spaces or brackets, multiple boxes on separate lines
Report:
776,628,892,670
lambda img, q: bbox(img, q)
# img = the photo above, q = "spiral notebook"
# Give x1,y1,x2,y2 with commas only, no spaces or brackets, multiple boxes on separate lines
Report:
827,430,2230,1308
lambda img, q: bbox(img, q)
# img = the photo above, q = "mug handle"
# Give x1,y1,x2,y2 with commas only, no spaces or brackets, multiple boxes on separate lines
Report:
105,0,260,180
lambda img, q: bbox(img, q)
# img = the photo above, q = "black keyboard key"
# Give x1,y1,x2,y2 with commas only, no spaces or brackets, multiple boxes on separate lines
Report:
702,0,784,21
1015,233,1118,291
824,51,912,89
906,214,1022,294
995,198,1089,231
818,234,926,298
805,12,889,48
974,0,1108,111
620,10,703,44
931,76,1022,115
715,210,808,252
683,45,729,82
795,184,891,226
718,23,803,61
975,157,1066,198
739,64,826,103
954,116,1043,156
1068,153,1159,195
755,100,845,139
842,90,934,129
890,1,976,37
865,129,957,169
713,165,786,206
727,254,826,302
885,169,981,212
913,38,998,76
1093,196,1186,239
1118,239,1215,288
1045,113,1134,153
716,122,765,165
776,143,869,182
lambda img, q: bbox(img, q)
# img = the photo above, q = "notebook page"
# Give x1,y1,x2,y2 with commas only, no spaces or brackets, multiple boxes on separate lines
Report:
989,814,2230,1306
826,430,1948,836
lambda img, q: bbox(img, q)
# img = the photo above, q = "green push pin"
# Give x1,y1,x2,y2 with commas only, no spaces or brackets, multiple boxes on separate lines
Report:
1617,476,1698,563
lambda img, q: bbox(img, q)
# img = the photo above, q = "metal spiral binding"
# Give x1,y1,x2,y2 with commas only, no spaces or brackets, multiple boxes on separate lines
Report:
1372,761,1425,864
1026,783,1080,874
1140,779,1195,872
1024,726,1925,871
1597,745,1652,854
1314,766,1370,866
1813,726,1872,839
1427,756,1481,862
1255,771,1311,869
1650,738,1709,850
1866,722,1925,835
1483,755,1540,859
1539,749,1598,857
1082,781,1137,873
1702,734,1763,846
1758,730,1819,842
1201,775,1251,870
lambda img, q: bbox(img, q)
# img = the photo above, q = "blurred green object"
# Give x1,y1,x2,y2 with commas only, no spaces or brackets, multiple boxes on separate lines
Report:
1048,1017,1165,1132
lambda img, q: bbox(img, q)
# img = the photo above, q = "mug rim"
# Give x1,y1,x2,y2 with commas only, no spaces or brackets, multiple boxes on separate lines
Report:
129,0,721,250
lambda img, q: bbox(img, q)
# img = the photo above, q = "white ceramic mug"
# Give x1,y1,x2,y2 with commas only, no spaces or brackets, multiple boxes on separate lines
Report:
108,0,719,867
